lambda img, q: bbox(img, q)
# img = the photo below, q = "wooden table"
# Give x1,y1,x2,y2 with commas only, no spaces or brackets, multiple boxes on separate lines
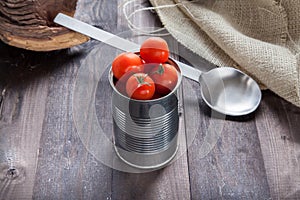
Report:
1,0,299,199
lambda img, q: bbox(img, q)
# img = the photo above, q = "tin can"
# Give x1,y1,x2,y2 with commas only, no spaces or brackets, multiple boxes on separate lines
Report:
109,57,182,169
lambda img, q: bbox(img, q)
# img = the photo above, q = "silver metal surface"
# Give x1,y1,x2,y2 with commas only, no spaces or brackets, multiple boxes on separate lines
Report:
54,13,262,116
199,67,262,116
108,56,182,169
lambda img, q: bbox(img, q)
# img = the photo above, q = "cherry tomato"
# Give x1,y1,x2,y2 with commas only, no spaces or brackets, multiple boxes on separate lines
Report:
140,37,169,63
150,63,178,95
126,73,155,100
112,52,144,80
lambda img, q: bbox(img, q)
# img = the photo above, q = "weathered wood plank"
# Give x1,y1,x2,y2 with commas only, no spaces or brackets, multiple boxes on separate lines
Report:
75,0,118,32
31,47,112,200
255,90,300,199
0,46,56,200
185,85,271,199
179,45,271,199
32,0,119,199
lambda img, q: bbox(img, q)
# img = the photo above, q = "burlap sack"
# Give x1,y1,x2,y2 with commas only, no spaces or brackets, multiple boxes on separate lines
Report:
149,0,300,107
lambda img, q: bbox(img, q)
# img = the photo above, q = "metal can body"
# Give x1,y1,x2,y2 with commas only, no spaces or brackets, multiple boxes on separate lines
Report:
109,58,182,169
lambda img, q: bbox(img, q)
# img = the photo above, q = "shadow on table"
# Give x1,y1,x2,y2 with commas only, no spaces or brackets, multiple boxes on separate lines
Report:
0,41,89,88
112,168,168,199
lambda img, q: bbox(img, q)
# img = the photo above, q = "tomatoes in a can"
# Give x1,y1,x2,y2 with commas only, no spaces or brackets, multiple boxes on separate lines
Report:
150,63,178,95
112,52,144,80
126,73,155,100
140,37,169,63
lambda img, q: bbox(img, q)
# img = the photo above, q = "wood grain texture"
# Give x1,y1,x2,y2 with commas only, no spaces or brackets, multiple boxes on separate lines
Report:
178,44,271,199
32,0,119,199
31,46,112,200
255,91,300,199
181,79,270,199
0,46,63,200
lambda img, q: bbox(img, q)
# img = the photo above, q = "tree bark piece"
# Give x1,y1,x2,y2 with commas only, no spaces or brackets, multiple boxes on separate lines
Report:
0,0,89,51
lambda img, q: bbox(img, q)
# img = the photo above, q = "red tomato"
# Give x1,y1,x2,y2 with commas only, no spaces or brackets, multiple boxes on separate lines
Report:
112,52,144,80
150,63,178,95
140,37,169,63
126,73,155,100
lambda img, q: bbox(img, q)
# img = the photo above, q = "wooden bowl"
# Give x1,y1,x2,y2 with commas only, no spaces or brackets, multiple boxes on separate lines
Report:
0,0,89,51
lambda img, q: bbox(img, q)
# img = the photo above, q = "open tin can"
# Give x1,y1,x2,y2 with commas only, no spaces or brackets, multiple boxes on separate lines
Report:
109,56,182,169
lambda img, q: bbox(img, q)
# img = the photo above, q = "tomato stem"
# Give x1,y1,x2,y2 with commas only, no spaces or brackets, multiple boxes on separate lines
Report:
134,74,151,86
152,64,165,75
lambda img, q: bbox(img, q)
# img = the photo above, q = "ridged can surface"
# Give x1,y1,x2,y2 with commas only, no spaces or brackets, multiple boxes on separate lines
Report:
109,57,182,169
